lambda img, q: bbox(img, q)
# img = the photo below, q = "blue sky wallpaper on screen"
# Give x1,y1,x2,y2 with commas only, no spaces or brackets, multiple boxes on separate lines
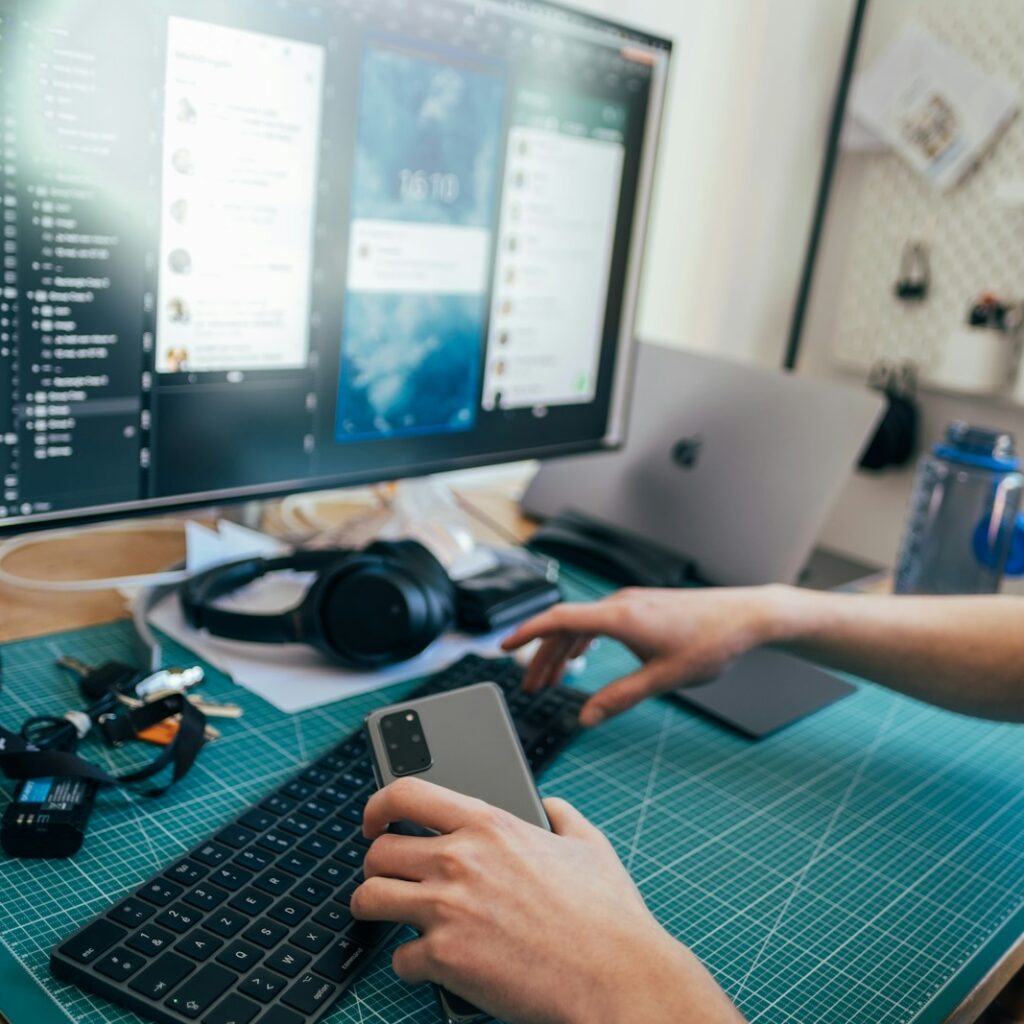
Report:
336,46,506,441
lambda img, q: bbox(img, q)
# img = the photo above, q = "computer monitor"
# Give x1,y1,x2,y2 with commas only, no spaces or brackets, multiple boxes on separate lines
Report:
0,0,671,533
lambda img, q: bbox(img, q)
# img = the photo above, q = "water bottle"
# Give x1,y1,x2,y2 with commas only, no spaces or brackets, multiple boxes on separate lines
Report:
894,423,1024,594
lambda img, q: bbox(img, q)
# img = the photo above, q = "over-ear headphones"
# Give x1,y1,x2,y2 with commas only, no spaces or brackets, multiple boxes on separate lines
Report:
180,540,456,670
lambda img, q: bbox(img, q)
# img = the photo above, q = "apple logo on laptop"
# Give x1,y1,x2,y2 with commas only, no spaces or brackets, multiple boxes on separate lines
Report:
672,436,704,471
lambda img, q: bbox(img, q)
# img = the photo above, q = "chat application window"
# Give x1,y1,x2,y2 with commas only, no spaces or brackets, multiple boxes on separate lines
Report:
483,90,626,412
155,17,325,374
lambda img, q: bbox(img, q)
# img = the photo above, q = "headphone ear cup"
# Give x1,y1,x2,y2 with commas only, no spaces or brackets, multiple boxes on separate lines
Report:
307,547,455,669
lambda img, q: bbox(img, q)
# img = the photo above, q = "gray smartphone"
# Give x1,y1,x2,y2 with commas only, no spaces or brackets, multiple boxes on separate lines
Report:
365,682,549,1024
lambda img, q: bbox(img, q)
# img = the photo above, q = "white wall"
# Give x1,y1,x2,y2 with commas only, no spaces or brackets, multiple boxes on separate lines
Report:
799,3,1024,582
573,0,855,365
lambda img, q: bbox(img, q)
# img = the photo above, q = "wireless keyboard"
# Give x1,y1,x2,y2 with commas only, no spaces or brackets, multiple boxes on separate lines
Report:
50,655,586,1024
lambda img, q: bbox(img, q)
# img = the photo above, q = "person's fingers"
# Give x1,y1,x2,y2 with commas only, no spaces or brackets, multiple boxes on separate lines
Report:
578,663,673,727
502,602,619,651
392,936,434,985
363,777,482,839
364,832,451,882
543,797,599,841
523,634,576,692
350,876,431,929
566,635,594,661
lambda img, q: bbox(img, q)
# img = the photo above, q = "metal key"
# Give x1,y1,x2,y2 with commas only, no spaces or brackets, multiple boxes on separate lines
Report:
187,698,244,720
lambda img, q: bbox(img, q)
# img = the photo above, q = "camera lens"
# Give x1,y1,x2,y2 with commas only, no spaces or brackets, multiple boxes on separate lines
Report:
411,733,421,743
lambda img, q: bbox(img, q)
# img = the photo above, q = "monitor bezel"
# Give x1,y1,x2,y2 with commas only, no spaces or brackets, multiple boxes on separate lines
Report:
0,0,673,535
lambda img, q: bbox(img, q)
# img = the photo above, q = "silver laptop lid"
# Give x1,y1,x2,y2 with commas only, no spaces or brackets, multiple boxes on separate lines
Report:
523,342,884,586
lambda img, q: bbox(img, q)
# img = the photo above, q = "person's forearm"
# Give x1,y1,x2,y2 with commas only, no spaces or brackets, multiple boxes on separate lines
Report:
757,586,1024,721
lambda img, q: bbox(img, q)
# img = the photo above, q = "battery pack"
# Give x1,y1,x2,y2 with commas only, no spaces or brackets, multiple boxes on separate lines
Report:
1,776,98,858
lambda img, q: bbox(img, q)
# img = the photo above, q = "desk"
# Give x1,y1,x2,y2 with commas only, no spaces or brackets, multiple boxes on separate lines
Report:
1,489,1022,1024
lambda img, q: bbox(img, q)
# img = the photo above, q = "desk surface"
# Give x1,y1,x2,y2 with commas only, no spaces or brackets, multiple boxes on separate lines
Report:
1,490,1021,1024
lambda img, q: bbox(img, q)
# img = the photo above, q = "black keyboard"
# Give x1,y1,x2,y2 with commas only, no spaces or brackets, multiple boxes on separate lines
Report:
51,655,586,1024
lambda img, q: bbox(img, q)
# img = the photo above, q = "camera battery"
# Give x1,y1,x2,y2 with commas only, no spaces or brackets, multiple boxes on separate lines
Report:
1,776,97,858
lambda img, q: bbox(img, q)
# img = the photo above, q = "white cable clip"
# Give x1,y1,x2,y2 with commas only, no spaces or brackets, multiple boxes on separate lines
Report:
63,710,92,740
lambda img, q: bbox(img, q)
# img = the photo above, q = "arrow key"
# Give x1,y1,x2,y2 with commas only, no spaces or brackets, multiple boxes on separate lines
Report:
202,993,260,1024
239,967,289,1004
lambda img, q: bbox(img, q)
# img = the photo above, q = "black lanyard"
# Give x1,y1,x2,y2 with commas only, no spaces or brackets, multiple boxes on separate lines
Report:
0,693,207,797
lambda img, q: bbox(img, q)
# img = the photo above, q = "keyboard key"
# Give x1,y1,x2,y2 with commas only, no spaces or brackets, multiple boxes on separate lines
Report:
229,889,272,916
268,897,310,926
202,993,260,1024
282,780,314,801
193,843,231,868
312,861,349,887
176,930,224,962
215,940,263,973
292,879,333,906
336,881,360,906
164,964,235,1018
277,852,316,877
95,946,144,982
292,925,332,954
167,860,208,886
243,918,287,949
255,1008,303,1024
138,879,184,908
347,919,396,948
256,831,294,855
282,972,337,1014
260,794,295,816
317,784,348,806
338,804,364,827
206,909,247,938
127,925,175,957
335,770,369,791
313,903,352,932
184,885,229,912
215,824,257,850
127,950,194,1000
300,766,332,786
234,847,272,873
298,799,330,821
253,870,291,897
318,820,352,842
313,936,370,985
337,736,366,758
156,904,202,934
298,835,336,859
209,865,252,892
109,898,155,929
335,843,365,869
238,967,288,1004
279,814,316,838
239,810,275,832
264,945,310,978
60,919,126,965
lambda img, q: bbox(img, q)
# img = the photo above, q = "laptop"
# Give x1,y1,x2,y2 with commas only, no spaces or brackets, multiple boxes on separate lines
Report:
523,341,884,587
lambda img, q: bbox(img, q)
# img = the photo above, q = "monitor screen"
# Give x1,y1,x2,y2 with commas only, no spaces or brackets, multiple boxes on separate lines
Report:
0,0,671,531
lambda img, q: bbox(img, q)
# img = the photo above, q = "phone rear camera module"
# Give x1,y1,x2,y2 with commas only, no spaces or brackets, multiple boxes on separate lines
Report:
381,709,432,777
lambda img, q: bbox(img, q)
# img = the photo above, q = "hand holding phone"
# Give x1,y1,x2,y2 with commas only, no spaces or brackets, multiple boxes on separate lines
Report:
365,683,548,1023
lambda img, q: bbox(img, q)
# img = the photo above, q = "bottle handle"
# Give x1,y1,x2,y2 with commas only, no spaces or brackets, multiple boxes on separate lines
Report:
1007,512,1024,577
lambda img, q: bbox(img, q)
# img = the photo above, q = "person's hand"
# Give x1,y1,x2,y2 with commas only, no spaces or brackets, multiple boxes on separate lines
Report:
502,585,791,726
353,777,742,1024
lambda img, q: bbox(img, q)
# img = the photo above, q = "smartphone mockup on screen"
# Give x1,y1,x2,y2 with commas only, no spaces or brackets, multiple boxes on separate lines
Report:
365,683,549,1024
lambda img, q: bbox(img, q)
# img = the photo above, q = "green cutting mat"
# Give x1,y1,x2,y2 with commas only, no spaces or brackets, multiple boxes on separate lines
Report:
3,575,1024,1023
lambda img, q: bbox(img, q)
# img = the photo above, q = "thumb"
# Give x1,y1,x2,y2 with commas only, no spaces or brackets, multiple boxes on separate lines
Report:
579,664,669,727
543,797,597,840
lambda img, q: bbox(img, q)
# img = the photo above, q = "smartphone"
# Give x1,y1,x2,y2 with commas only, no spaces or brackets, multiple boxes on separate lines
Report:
365,682,549,1024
